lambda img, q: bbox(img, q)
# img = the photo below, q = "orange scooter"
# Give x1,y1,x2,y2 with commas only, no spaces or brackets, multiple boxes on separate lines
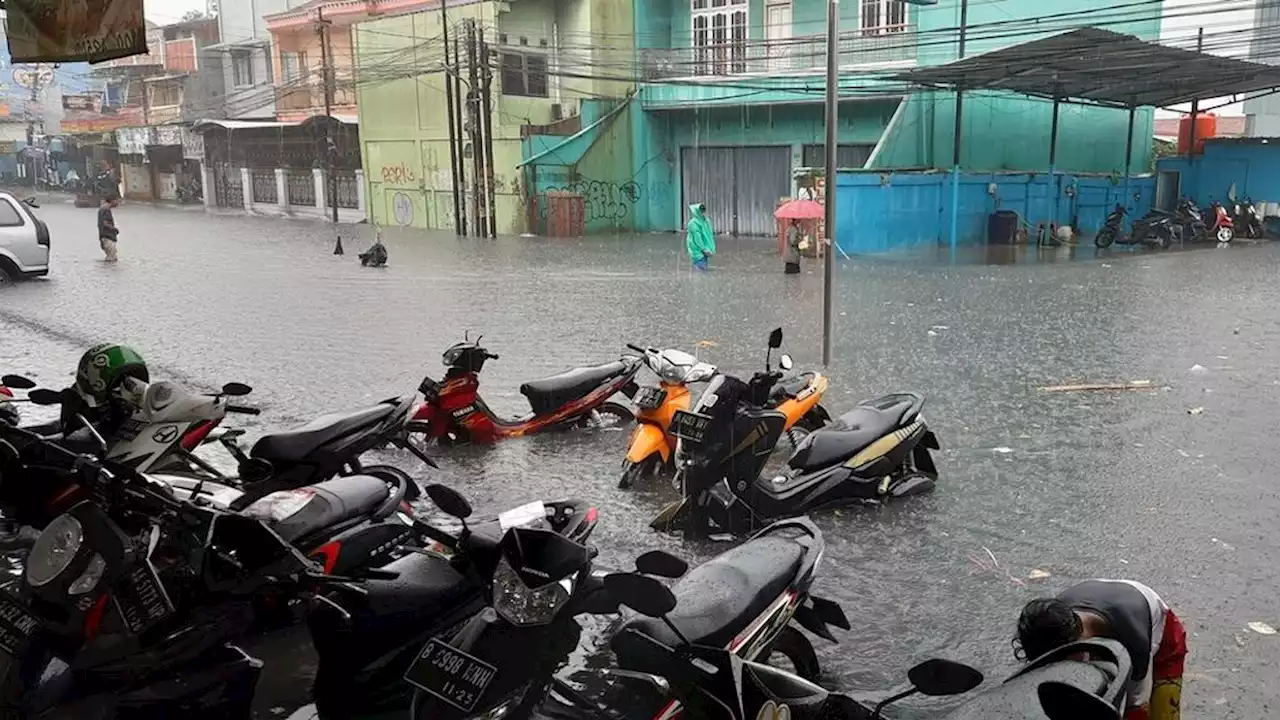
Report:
619,344,718,488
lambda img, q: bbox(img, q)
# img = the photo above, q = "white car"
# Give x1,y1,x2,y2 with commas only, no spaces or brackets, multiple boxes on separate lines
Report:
0,192,49,283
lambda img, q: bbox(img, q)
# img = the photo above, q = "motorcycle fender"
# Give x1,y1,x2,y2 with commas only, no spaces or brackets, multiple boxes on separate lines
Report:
780,376,830,430
792,602,837,643
922,430,940,450
802,404,832,428
626,422,671,464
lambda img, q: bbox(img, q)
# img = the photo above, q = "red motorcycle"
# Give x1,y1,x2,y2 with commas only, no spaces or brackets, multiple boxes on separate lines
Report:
1209,200,1235,244
408,335,640,444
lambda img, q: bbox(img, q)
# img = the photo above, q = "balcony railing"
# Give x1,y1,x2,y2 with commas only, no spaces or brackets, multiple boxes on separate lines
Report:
277,83,357,113
641,26,916,80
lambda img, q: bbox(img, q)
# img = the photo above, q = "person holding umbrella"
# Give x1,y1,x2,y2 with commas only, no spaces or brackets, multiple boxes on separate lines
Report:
775,198,824,275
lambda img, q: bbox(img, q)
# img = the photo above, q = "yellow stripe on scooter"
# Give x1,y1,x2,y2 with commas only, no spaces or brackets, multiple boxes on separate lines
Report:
845,421,922,468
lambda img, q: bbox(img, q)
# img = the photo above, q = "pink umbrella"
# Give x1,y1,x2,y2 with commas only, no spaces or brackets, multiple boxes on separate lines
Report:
774,199,825,220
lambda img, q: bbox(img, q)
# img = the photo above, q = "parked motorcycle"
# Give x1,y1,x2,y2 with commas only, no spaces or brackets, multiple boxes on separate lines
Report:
407,505,847,720
604,573,981,720
654,330,927,536
0,424,599,718
1127,209,1177,249
1208,200,1235,243
176,176,203,204
618,344,717,488
1093,204,1126,248
1175,197,1206,243
408,334,641,444
1234,196,1265,239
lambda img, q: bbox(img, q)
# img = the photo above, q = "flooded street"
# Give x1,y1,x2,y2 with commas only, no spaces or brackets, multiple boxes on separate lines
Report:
5,199,1280,717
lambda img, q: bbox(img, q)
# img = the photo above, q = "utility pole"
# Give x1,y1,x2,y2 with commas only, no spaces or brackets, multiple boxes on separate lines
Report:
821,0,838,367
479,28,497,239
465,20,484,237
947,0,968,250
452,31,468,236
441,0,464,235
318,7,339,224
1187,27,1204,157
25,68,39,189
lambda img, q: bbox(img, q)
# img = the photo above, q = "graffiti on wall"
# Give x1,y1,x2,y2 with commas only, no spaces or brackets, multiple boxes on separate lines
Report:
380,162,416,185
540,178,642,224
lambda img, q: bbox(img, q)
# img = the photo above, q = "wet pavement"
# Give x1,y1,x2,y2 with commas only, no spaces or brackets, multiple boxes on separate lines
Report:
4,199,1280,717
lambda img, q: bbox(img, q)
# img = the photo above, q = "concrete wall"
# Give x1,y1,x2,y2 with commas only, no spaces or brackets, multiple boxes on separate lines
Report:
832,170,1157,254
1157,140,1280,209
355,0,633,235
526,99,637,234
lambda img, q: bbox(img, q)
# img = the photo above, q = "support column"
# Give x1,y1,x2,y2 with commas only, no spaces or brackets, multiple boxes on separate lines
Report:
1049,96,1061,227
355,169,366,216
240,167,253,211
275,168,288,212
948,0,969,252
1122,106,1136,213
200,161,214,210
313,167,326,214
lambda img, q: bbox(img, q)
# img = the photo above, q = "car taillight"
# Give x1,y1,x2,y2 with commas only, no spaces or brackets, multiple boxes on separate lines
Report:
35,219,49,247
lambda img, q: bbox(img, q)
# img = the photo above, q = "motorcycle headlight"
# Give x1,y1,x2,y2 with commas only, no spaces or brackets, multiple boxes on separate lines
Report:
27,513,84,588
660,363,687,383
492,557,571,627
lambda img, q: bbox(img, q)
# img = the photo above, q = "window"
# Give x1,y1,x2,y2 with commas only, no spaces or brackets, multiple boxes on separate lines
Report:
860,0,908,35
801,144,874,169
692,0,748,75
231,49,255,87
150,82,181,107
282,51,308,82
501,52,548,98
0,199,25,227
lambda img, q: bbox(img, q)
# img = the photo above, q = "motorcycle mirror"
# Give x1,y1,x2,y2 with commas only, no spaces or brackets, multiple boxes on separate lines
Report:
604,572,678,618
768,328,783,349
1036,681,1121,720
779,354,794,371
907,658,984,696
0,375,35,390
424,483,472,520
635,550,689,578
28,388,62,406
220,382,253,397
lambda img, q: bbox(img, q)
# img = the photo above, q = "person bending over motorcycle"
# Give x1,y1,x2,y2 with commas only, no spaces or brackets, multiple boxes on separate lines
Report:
1015,579,1186,720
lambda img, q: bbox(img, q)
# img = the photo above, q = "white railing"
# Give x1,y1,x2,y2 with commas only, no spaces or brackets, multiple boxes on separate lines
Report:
641,26,915,80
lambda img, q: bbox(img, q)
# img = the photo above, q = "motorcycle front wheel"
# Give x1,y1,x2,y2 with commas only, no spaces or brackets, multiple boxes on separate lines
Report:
618,455,660,489
1216,226,1235,244
1094,228,1115,248
580,401,634,430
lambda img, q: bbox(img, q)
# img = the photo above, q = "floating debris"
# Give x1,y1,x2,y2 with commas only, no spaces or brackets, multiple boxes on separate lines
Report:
1247,622,1277,635
1190,364,1208,373
1041,380,1154,393
1188,407,1205,416
927,330,938,337
992,447,1015,454
1027,568,1052,580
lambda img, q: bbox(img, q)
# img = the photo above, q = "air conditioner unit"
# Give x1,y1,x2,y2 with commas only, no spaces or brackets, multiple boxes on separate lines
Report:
550,103,563,121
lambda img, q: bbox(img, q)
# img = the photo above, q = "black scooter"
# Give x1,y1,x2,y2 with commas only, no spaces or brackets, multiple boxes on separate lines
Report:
654,330,939,537
1234,196,1265,239
405,507,848,720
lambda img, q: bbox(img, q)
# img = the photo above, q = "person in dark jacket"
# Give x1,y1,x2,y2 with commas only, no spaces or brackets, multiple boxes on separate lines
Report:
1015,579,1186,720
97,195,119,262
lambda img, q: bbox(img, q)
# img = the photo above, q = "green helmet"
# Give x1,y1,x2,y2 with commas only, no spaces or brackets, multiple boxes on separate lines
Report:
75,343,149,407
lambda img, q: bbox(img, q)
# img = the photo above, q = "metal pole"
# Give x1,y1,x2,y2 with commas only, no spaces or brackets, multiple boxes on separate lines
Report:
948,0,968,251
466,21,483,237
1122,105,1135,211
1186,27,1203,157
318,8,338,223
479,29,497,239
1049,95,1060,228
452,32,468,236
441,0,464,235
821,0,838,367
26,72,38,190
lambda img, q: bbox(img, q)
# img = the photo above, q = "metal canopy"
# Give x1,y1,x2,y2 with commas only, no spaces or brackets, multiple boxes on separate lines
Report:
891,27,1280,108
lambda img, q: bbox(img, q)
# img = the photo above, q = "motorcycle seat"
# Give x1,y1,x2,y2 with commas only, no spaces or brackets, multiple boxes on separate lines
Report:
767,372,815,406
614,535,804,665
251,404,397,463
787,393,922,472
247,474,390,543
520,361,628,416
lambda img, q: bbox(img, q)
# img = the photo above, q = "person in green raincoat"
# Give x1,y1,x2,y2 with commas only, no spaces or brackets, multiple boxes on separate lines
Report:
686,203,716,270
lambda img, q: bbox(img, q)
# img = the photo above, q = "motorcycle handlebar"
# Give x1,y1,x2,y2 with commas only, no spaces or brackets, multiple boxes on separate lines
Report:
486,352,500,360
225,405,261,415
626,343,646,354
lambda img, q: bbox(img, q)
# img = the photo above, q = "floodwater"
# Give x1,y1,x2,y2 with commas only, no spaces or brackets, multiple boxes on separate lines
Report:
4,198,1280,717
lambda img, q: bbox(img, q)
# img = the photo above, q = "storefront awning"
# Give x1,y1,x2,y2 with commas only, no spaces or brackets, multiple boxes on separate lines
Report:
192,116,359,133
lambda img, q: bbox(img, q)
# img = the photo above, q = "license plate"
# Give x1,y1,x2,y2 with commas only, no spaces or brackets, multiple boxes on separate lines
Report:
113,560,174,635
0,589,39,657
403,638,497,713
634,386,667,411
671,410,712,445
